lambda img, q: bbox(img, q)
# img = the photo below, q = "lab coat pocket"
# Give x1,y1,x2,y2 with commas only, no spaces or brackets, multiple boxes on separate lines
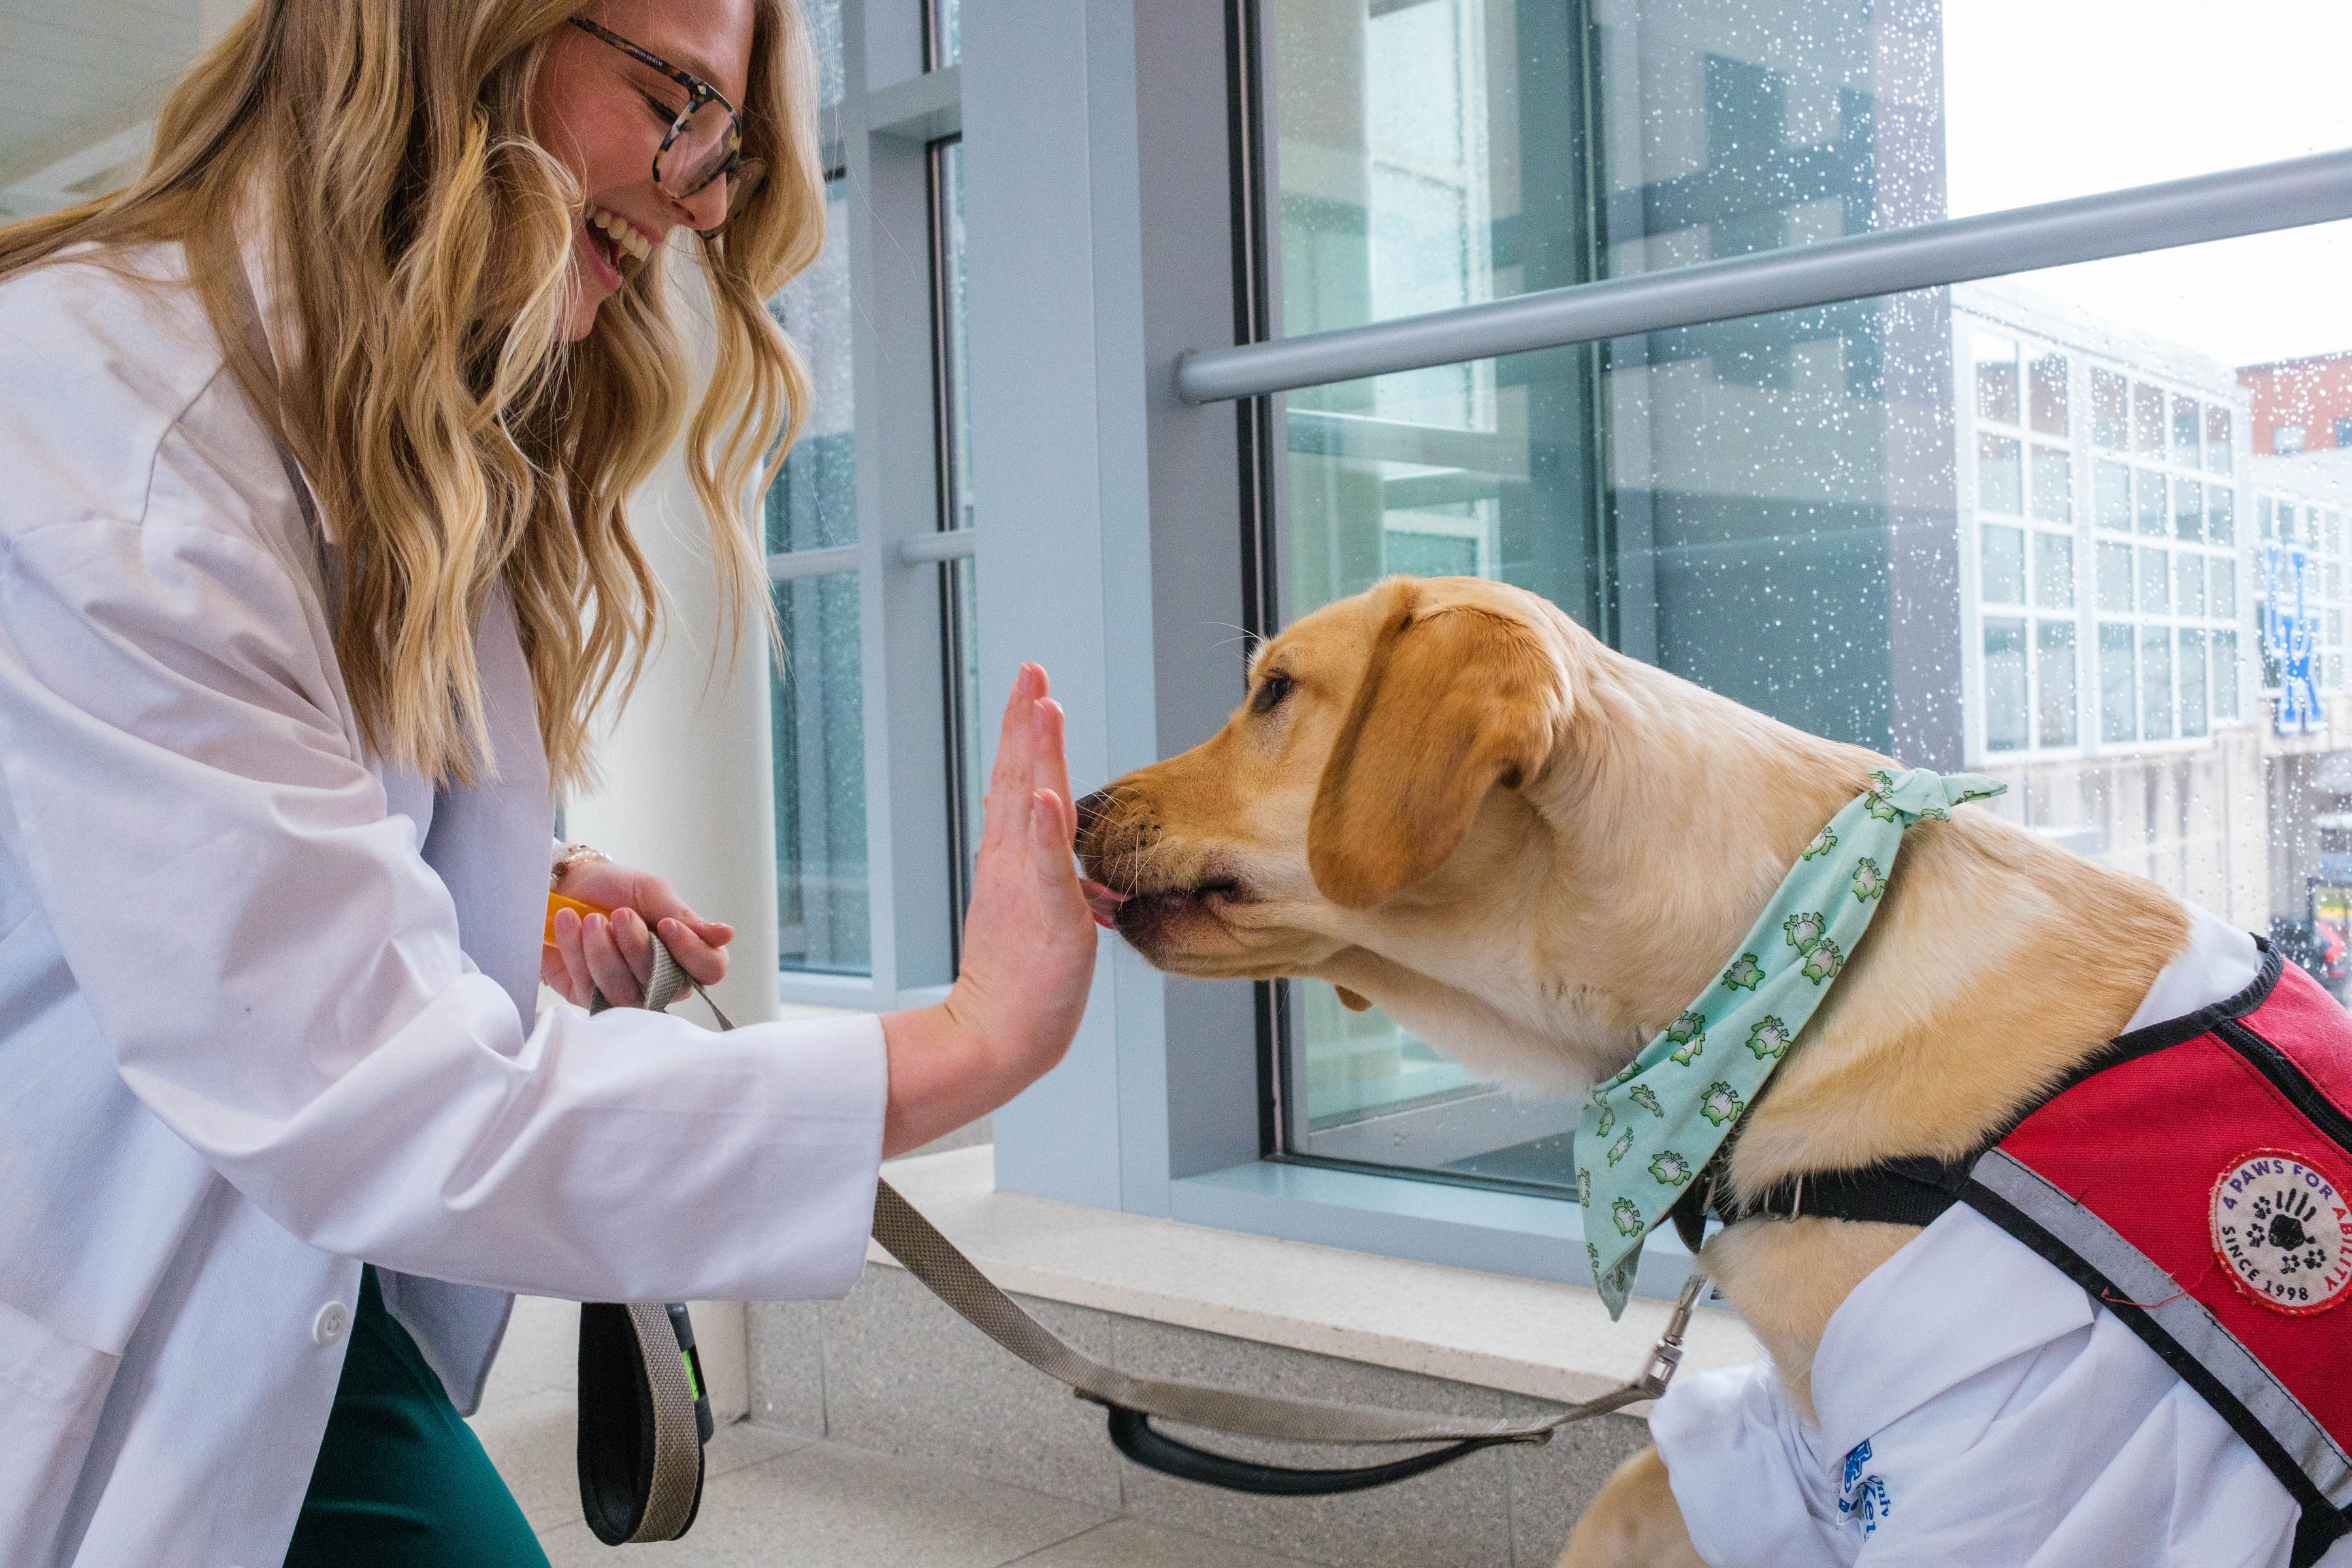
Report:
0,1294,118,1564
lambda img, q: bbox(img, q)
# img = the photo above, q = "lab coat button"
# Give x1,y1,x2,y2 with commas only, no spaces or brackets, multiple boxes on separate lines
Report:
312,1301,350,1347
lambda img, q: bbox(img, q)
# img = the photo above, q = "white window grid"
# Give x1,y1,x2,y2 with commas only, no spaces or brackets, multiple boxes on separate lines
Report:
1963,321,2247,764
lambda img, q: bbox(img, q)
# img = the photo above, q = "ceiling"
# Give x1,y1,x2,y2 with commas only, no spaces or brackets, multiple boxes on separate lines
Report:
0,0,216,218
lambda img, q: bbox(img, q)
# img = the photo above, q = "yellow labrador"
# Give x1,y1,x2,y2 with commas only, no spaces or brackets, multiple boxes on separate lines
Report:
1074,574,2187,1567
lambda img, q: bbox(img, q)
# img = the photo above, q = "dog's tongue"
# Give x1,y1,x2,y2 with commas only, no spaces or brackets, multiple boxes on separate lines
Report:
1081,880,1128,930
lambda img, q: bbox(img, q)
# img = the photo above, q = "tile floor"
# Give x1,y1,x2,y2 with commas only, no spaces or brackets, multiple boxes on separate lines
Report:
469,1297,1319,1568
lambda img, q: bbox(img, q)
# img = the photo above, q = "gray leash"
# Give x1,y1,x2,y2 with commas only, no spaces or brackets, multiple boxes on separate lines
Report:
614,936,1710,1495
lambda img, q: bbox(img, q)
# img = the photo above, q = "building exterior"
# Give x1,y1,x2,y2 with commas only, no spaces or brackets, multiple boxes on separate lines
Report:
2241,350,2352,456
1955,282,2352,988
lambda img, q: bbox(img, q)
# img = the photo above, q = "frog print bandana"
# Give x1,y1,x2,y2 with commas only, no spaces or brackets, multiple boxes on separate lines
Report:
1576,768,2005,1317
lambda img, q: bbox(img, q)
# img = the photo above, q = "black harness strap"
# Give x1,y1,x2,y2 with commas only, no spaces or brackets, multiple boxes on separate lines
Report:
1736,1155,1970,1228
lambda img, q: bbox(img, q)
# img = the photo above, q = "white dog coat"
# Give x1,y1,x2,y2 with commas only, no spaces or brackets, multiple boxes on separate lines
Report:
1650,907,2352,1568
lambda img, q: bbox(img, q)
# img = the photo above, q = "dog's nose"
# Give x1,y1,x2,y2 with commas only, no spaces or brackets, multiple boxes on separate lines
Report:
1074,787,1115,847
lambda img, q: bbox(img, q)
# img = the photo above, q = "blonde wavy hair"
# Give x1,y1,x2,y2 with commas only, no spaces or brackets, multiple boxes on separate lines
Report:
0,0,821,790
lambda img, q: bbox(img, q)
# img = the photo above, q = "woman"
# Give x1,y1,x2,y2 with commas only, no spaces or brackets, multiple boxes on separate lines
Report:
0,2,1098,1563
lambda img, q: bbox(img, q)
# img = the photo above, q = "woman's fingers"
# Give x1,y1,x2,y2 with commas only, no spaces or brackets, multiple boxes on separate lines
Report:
581,911,646,1007
552,904,595,1004
657,917,728,987
1035,691,1077,832
985,664,1045,806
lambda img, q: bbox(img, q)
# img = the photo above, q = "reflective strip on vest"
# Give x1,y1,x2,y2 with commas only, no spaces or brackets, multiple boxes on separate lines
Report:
1969,1147,2352,1512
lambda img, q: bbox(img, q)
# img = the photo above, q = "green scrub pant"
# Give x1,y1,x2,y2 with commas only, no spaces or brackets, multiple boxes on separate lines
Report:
284,1266,550,1567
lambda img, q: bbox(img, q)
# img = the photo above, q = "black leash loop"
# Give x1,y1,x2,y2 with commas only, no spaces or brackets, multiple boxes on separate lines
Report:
1103,1408,1533,1496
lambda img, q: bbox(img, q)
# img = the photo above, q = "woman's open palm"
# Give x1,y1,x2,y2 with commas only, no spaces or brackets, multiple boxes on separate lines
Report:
945,664,1098,1080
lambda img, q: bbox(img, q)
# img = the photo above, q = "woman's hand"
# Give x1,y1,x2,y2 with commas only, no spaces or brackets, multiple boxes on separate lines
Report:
878,663,1098,1156
544,859,734,1009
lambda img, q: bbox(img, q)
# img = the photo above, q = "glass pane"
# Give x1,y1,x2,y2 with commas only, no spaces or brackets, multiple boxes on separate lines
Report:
2176,553,2206,619
933,139,982,927
2100,623,2137,743
807,0,847,108
2138,546,2168,615
2171,394,2201,466
2206,406,2234,472
772,572,870,975
2097,542,2132,613
2095,460,2131,531
2030,446,2071,524
2135,468,2166,536
2180,628,2209,738
2029,353,2068,436
2213,557,2236,619
2141,626,2174,740
1985,619,2027,751
1974,332,2020,424
2214,631,2239,721
2034,532,2074,609
1981,525,2025,604
1978,434,2022,515
2174,478,2202,543
2133,382,2164,455
2037,621,2078,747
2210,485,2235,546
2091,368,2127,449
766,180,855,553
929,0,960,67
766,175,866,977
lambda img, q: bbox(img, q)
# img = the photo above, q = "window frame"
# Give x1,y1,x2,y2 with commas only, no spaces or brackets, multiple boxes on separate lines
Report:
767,0,967,1013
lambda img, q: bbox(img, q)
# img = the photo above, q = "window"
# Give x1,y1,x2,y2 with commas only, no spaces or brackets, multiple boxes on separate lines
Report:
2206,405,2234,472
2279,425,2308,455
2134,382,2164,455
1976,333,2021,423
766,175,869,977
2031,446,2072,524
926,0,960,67
1982,525,2026,604
1249,0,2319,1200
2035,533,2074,609
929,136,981,934
1979,435,2023,514
2038,622,2079,747
2091,368,2128,449
1985,620,2029,751
2029,353,2069,436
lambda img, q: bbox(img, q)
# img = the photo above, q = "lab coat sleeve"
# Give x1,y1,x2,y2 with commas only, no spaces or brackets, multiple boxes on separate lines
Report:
0,424,887,1305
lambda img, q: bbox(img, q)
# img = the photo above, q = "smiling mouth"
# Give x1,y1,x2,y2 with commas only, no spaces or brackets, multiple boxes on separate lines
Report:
583,202,655,282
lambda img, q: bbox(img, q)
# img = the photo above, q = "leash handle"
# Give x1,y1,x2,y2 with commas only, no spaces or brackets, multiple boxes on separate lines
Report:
573,924,726,1543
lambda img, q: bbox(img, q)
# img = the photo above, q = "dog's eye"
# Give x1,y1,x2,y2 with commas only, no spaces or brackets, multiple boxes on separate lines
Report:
1251,672,1294,715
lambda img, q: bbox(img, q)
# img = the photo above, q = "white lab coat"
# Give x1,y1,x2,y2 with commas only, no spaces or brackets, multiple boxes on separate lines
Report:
0,246,890,1567
1654,907,2352,1567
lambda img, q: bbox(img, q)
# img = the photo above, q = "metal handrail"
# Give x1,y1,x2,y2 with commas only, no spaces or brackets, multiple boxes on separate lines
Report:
900,529,977,564
1175,147,2352,406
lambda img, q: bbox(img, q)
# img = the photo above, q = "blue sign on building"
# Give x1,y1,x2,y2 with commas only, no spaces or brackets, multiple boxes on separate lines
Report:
2267,540,2325,737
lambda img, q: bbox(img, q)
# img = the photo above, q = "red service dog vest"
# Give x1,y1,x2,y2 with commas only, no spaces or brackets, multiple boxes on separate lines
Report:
1735,942,2352,1567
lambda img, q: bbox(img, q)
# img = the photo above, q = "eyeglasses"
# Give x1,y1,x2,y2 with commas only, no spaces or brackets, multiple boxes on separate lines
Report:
569,16,768,232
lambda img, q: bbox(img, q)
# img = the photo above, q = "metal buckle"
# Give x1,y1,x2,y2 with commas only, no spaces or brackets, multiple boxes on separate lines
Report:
1637,1265,1710,1396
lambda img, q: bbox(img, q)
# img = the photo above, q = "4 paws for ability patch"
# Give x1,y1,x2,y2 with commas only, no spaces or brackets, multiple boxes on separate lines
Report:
2210,1150,2351,1315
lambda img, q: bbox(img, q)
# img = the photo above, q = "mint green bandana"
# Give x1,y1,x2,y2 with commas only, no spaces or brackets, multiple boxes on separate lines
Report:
1576,767,2006,1318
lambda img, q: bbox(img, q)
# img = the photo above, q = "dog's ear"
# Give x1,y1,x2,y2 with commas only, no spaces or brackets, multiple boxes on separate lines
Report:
1309,589,1563,909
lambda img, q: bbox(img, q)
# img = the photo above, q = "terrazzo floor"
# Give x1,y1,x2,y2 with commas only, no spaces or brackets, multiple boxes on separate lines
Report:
469,1296,1318,1568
